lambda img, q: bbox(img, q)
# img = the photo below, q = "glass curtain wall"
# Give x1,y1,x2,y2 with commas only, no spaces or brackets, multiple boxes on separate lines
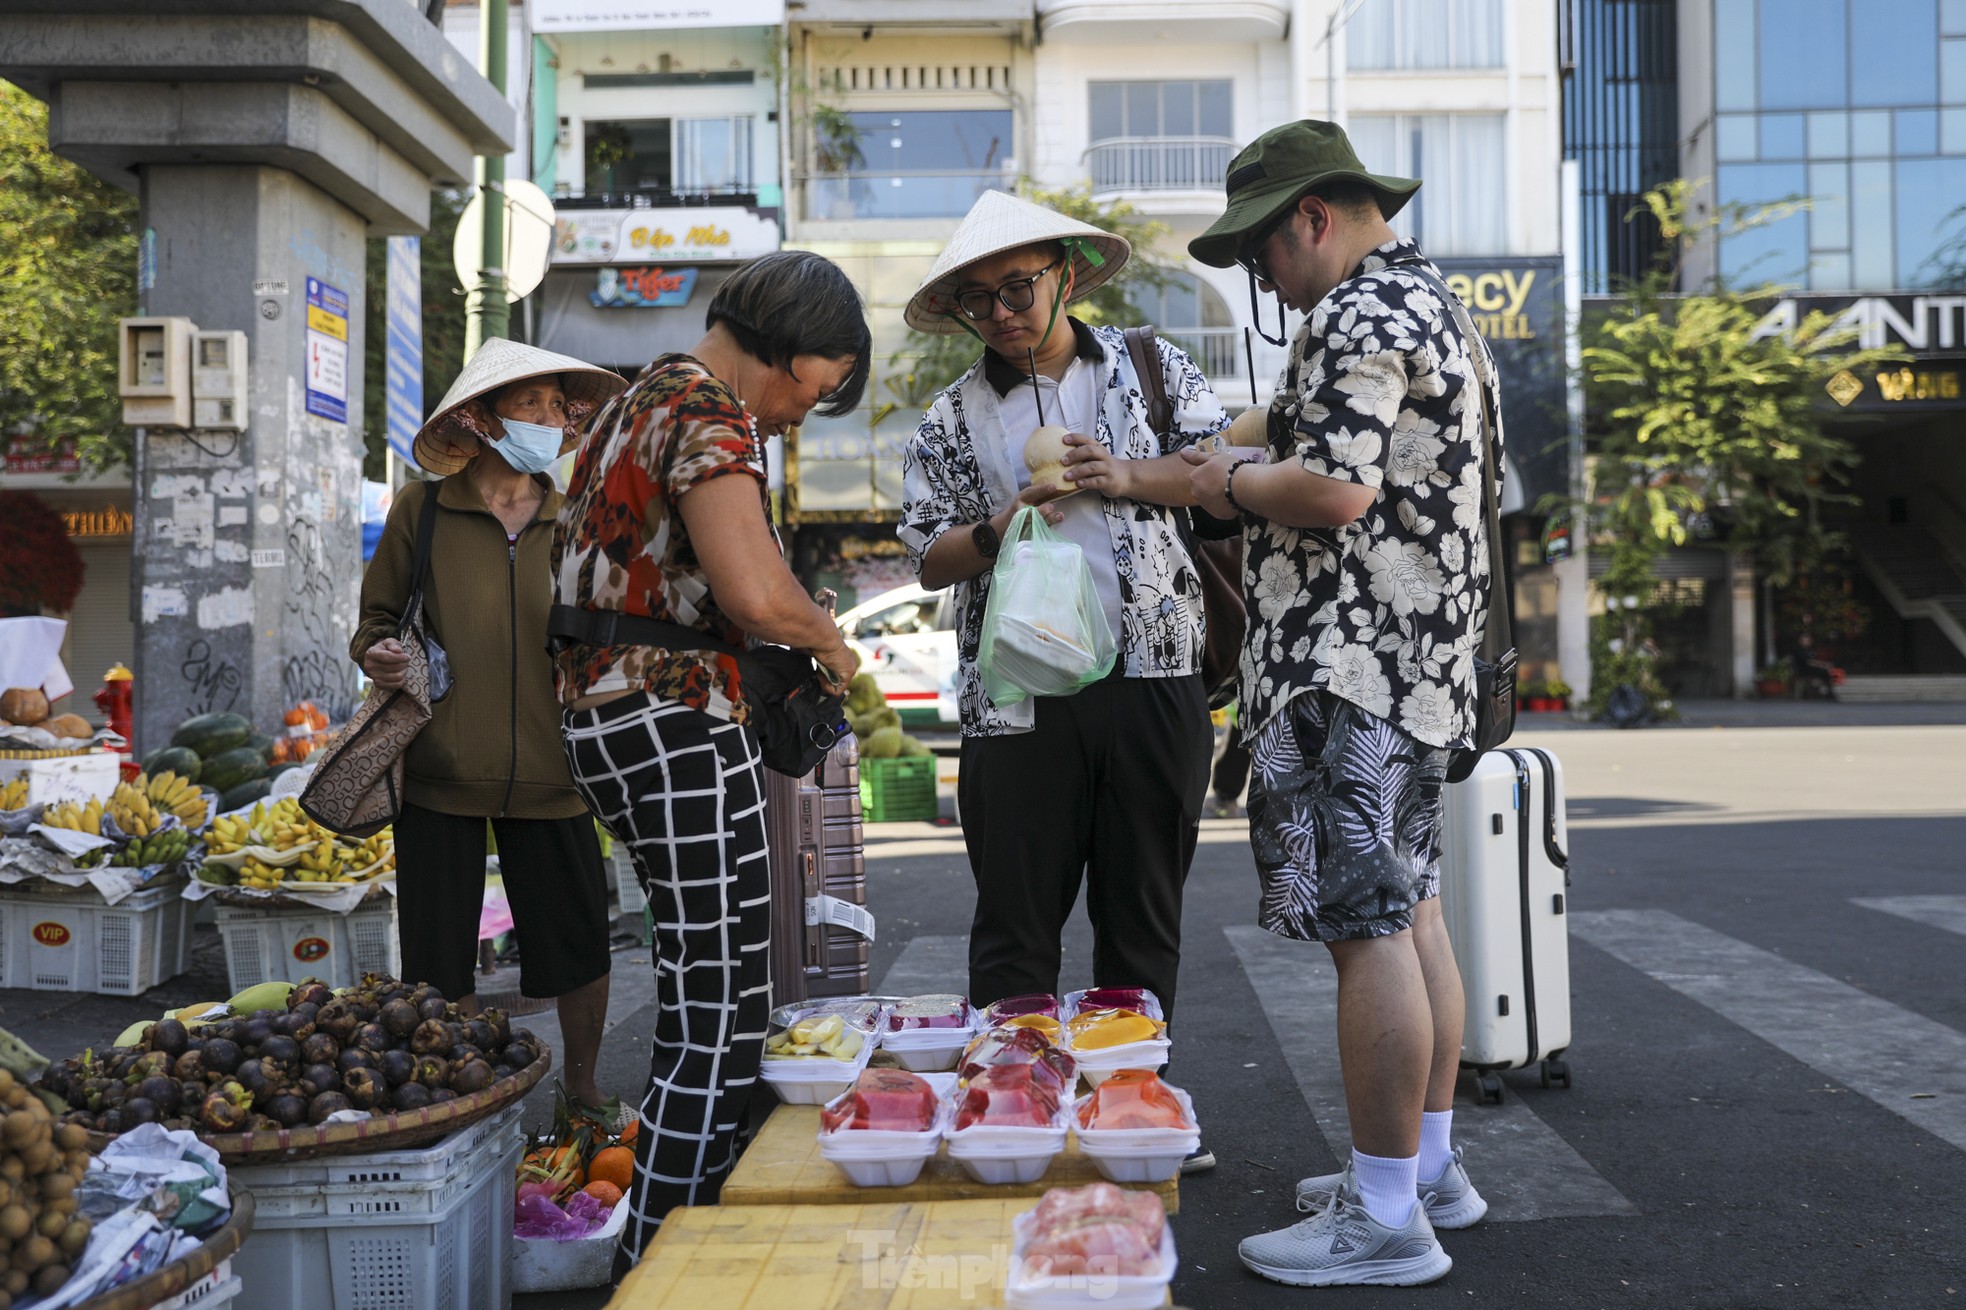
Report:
1712,0,1966,289
1560,0,1679,293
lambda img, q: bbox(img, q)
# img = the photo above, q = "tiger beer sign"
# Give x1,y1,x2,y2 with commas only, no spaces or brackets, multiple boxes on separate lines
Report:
32,921,72,947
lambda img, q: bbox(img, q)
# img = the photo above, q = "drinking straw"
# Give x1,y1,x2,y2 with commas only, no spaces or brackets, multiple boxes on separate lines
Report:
1244,326,1259,408
1027,348,1046,425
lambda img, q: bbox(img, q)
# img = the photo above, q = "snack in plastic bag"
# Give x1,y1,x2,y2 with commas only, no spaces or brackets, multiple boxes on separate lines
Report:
764,1001,878,1062
1072,987,1160,1017
885,994,972,1031
977,509,1117,705
1066,1008,1166,1051
821,1069,942,1134
1075,1071,1194,1131
1021,1183,1167,1276
954,1065,1062,1129
980,994,1060,1039
958,1024,1075,1089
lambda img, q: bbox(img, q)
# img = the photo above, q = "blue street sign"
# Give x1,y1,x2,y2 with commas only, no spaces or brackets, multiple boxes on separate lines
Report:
384,238,423,464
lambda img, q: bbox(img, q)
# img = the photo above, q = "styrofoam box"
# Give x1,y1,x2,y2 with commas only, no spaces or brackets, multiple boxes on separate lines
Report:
0,882,191,994
214,897,399,993
229,1102,522,1310
759,1038,874,1106
511,1195,629,1295
816,1088,952,1188
1072,1087,1201,1185
0,752,121,806
153,1258,241,1310
943,1112,1070,1186
877,1023,976,1073
1004,1212,1177,1310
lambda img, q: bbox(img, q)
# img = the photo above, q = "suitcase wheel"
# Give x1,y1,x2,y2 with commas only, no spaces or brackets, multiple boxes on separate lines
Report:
1475,1071,1505,1105
1540,1057,1571,1090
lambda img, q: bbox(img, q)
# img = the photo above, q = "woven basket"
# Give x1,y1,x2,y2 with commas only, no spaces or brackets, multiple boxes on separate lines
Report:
72,1185,255,1310
88,1046,552,1165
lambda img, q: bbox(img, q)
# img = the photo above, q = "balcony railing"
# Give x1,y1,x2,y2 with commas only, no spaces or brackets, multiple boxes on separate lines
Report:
1086,137,1234,194
804,170,1009,222
1165,327,1246,386
556,185,759,211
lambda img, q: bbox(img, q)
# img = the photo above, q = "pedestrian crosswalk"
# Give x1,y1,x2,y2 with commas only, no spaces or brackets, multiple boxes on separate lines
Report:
872,899,1966,1226
1570,907,1966,1154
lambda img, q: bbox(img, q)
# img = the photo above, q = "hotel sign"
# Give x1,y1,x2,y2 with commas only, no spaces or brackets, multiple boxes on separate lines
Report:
553,206,780,265
1751,293,1966,414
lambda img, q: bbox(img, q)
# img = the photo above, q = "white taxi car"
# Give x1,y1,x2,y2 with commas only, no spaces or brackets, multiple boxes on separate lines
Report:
837,583,957,728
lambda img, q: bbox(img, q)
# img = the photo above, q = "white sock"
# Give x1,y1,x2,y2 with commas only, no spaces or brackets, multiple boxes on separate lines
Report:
1350,1148,1419,1227
1418,1110,1455,1183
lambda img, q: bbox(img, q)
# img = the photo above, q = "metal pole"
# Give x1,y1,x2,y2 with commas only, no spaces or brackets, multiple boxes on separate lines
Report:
466,0,510,354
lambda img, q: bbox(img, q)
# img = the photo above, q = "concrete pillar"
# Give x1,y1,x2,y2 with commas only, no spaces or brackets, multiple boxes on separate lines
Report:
1555,550,1592,703
131,166,369,750
1728,550,1757,697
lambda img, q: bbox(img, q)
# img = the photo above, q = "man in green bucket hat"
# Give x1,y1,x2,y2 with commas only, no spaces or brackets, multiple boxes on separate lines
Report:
1185,120,1507,1288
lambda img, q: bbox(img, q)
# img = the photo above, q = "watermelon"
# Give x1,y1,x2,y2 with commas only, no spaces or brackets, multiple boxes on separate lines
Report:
242,733,276,761
200,746,269,794
266,761,304,782
171,712,253,756
217,778,273,812
141,746,203,782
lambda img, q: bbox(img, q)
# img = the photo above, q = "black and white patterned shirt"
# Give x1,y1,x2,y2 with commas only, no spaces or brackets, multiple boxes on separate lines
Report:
1242,238,1504,750
899,320,1230,736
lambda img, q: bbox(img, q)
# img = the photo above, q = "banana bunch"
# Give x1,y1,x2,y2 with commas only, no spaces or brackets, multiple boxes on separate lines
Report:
110,826,192,868
109,780,164,837
238,856,286,890
289,830,345,881
204,812,256,855
143,769,209,826
763,1013,866,1061
338,830,395,879
40,797,104,835
0,777,28,810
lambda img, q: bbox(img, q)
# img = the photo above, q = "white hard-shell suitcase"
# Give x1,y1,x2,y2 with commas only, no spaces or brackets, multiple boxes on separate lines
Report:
1438,746,1573,1102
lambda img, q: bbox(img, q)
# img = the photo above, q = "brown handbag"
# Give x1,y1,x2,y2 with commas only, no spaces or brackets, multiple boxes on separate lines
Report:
1123,326,1246,710
298,488,442,837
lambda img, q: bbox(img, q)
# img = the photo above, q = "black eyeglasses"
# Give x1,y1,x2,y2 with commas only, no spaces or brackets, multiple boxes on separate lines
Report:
1235,209,1293,285
954,256,1064,321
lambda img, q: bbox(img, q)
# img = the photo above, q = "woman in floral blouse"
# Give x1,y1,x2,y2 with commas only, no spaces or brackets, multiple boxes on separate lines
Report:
550,251,867,1276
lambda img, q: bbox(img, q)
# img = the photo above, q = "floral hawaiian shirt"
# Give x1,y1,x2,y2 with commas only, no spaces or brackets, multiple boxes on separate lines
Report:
898,320,1230,736
551,355,768,724
1240,238,1505,751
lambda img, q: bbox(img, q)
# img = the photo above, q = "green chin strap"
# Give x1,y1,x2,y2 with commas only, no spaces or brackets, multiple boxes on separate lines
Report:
942,236,1108,356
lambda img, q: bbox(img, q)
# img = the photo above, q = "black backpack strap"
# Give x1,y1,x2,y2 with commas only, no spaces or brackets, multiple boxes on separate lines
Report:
545,604,743,658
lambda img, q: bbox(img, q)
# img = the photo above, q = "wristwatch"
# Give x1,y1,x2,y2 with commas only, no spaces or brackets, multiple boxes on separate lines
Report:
972,519,1002,559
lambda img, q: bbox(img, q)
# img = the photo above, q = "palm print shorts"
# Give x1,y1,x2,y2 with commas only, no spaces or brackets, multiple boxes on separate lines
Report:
1245,690,1451,942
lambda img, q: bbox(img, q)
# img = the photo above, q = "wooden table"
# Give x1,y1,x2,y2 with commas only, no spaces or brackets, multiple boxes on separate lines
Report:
721,1105,1179,1213
604,1199,1177,1309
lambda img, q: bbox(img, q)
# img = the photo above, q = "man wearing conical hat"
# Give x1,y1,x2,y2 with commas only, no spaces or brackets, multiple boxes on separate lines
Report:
898,191,1229,1168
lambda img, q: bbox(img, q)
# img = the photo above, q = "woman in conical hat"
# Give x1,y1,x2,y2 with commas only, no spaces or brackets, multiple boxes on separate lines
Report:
351,338,628,1113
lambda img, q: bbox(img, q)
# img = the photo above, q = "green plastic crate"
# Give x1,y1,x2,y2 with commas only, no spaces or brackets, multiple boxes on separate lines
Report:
860,756,938,822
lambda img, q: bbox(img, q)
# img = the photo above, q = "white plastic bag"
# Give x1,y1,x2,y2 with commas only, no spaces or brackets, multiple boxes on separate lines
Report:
978,508,1117,705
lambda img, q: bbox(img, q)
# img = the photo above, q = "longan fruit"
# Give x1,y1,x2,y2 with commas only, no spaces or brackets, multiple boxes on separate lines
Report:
17,1145,51,1177
2,1269,23,1296
0,1284,13,1310
11,1233,54,1273
30,1212,60,1242
52,1125,85,1153
36,1176,70,1203
0,1160,23,1185
0,1071,14,1096
0,1116,34,1150
43,1198,72,1218
0,1209,26,1243
30,1263,66,1296
57,1220,87,1258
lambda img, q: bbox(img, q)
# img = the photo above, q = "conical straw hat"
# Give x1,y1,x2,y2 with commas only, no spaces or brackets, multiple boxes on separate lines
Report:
412,338,628,476
905,190,1132,334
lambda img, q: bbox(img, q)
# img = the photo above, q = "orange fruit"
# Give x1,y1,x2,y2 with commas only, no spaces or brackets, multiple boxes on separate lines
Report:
588,1145,634,1192
616,1119,640,1148
582,1180,623,1207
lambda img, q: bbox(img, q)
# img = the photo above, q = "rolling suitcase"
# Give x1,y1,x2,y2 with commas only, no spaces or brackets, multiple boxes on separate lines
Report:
764,735,876,1008
1438,746,1572,1102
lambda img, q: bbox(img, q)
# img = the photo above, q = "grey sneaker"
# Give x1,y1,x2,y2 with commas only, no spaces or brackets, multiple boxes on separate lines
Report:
1293,1148,1489,1230
1239,1192,1451,1287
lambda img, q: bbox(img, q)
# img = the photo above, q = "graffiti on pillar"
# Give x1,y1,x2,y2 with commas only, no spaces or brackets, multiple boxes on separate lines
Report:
179,639,244,715
282,514,359,717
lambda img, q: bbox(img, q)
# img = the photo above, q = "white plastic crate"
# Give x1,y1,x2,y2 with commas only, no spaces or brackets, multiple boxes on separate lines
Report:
611,846,646,919
0,882,191,994
229,1103,522,1310
154,1258,241,1310
214,897,399,994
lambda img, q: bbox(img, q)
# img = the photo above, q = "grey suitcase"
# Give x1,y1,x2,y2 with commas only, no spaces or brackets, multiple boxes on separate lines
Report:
765,736,874,1007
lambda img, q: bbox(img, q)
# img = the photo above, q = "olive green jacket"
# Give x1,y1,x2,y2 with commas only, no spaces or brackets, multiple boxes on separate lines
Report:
350,476,585,820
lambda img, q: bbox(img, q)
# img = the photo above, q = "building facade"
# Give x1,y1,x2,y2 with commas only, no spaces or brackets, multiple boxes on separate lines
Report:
1566,0,1966,695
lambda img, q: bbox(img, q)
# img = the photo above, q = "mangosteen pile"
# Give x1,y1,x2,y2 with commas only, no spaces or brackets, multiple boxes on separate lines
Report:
37,974,543,1136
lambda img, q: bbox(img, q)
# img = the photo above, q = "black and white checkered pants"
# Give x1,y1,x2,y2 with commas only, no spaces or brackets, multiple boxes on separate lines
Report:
562,690,772,1274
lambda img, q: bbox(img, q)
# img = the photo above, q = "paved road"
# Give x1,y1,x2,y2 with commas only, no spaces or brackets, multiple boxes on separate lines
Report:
6,717,1963,1307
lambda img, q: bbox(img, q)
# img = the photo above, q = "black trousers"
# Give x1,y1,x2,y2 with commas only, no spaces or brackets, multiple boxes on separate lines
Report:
958,673,1210,1025
393,803,610,1003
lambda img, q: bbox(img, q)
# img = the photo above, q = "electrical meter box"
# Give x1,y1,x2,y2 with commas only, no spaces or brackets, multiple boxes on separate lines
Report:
119,316,196,427
192,330,249,431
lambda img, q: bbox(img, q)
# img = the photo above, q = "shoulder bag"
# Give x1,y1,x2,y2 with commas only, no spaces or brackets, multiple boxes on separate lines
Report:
546,607,847,779
298,486,444,836
1122,325,1245,710
1432,285,1519,783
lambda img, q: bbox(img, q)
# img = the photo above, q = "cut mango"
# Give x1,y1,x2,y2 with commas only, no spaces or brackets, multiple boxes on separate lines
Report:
1067,1008,1165,1050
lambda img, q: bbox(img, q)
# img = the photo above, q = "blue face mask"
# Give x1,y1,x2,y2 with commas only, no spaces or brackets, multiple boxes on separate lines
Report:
486,418,564,474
